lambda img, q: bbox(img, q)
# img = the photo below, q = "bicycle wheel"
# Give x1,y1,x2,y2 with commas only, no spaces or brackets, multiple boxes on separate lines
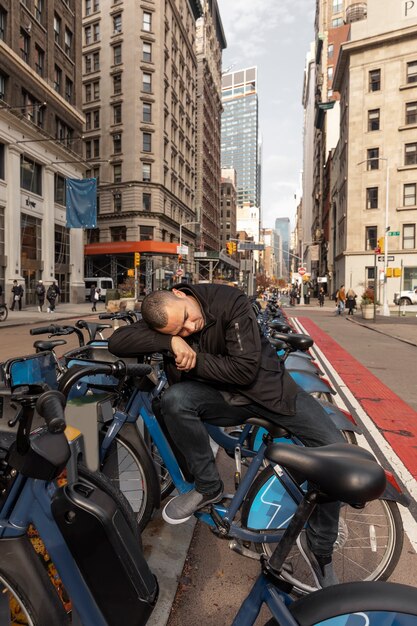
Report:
241,465,403,595
0,306,8,322
100,426,160,531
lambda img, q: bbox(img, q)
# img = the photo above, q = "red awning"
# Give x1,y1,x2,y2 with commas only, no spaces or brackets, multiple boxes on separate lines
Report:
85,240,179,255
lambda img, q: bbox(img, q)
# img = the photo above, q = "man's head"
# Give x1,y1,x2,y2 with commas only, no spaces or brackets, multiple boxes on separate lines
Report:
38,280,43,284
141,289,204,337
13,280,17,285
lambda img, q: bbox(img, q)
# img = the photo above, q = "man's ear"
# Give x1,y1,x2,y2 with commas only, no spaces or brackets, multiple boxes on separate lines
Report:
172,289,186,299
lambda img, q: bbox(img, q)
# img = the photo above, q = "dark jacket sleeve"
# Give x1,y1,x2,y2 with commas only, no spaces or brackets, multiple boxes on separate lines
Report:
193,293,262,387
108,319,173,356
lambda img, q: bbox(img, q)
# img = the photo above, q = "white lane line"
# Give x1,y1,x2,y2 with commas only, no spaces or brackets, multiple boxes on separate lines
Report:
292,317,417,553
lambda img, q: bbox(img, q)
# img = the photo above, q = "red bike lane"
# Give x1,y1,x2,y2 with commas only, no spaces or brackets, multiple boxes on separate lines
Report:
298,316,417,481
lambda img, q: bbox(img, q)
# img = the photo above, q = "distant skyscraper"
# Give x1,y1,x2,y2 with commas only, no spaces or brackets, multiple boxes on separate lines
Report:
275,218,291,279
221,67,260,210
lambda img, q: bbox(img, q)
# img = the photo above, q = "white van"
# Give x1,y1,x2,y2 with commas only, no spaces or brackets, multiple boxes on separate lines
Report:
85,277,114,301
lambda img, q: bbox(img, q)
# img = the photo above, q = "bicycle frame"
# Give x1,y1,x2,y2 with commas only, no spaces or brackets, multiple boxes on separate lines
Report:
0,441,108,626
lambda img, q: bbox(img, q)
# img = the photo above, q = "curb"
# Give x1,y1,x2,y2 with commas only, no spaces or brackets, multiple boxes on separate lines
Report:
346,316,417,348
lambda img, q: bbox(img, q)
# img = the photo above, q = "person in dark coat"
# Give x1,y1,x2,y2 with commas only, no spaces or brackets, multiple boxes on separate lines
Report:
346,288,357,315
35,280,46,312
46,281,59,312
108,284,344,587
10,280,24,311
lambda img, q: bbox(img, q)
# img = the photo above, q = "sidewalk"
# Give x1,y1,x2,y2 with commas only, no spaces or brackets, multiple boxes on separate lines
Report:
0,301,100,328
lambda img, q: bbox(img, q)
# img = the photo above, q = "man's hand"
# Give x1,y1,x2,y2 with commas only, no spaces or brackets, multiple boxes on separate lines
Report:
171,336,197,371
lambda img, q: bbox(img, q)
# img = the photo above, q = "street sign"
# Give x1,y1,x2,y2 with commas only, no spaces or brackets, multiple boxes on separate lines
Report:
176,245,189,255
176,268,184,277
388,231,400,236
298,267,306,276
377,255,395,262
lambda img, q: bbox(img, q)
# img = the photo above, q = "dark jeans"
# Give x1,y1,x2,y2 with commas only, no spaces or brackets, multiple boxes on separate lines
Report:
160,381,344,555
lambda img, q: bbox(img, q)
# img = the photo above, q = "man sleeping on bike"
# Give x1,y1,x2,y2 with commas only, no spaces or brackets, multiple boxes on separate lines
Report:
108,283,344,587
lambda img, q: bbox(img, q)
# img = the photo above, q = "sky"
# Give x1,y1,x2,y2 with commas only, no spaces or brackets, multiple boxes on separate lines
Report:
216,0,316,229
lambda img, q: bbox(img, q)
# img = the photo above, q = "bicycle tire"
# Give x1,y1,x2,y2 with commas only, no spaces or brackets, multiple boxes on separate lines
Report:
0,306,8,322
0,535,70,626
99,425,160,531
263,581,417,625
241,465,403,595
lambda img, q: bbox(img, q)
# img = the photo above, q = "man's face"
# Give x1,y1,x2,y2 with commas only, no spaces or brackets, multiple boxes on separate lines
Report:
159,290,205,337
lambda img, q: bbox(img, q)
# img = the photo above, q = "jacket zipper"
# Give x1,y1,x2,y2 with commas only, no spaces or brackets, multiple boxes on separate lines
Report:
235,322,243,351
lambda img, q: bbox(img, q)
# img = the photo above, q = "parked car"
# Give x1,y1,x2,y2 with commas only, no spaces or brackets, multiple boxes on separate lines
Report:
393,288,417,306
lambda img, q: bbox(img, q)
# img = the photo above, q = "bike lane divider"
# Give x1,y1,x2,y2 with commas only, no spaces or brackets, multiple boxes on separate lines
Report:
297,316,417,480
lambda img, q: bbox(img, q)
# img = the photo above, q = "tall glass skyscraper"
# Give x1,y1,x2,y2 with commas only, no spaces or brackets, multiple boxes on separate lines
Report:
275,217,291,279
221,67,260,210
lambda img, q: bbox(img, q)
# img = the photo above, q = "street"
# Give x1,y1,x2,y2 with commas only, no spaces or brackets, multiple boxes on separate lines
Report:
0,302,416,625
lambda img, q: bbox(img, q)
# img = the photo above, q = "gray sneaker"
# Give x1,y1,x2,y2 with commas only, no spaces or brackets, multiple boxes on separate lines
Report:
296,531,339,588
162,483,223,525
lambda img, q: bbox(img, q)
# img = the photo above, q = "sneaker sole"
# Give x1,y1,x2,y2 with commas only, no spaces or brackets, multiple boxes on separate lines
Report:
296,533,321,589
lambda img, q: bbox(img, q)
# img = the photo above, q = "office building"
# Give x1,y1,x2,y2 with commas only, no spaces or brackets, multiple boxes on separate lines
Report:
275,217,290,280
0,0,85,303
221,67,260,213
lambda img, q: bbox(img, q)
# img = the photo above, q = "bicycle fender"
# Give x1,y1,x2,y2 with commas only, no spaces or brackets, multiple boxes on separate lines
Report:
321,404,363,434
381,477,409,506
288,370,336,395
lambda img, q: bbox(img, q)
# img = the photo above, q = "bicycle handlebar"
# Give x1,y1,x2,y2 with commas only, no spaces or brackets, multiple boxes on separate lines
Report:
35,390,67,434
30,324,85,346
58,360,153,398
30,325,60,336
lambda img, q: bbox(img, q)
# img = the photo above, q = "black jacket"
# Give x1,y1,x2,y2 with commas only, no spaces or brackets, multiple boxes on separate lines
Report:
108,284,297,416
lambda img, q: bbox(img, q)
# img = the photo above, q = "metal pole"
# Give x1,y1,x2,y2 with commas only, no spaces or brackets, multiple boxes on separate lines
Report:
373,252,377,322
134,266,138,300
382,162,390,316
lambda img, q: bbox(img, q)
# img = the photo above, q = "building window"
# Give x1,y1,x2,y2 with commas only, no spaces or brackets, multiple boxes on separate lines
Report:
34,0,43,23
113,73,122,94
55,225,70,266
64,28,73,56
140,225,153,240
407,61,417,84
366,187,378,209
406,102,417,125
93,52,100,71
35,45,44,76
85,83,92,102
20,155,42,195
327,66,333,82
110,226,126,241
404,183,416,207
93,22,100,42
113,45,122,65
403,224,416,248
65,77,73,103
54,65,62,93
113,163,122,183
113,14,122,33
113,134,121,153
113,193,122,212
328,44,334,59
54,13,61,45
56,117,74,147
113,104,122,124
143,11,152,31
85,25,92,45
143,102,152,122
0,73,5,99
0,8,6,41
365,226,377,250
85,55,92,73
143,162,151,182
331,17,343,27
54,173,66,205
143,132,152,152
143,42,152,62
85,138,100,159
93,81,100,100
21,214,42,262
142,192,151,211
143,72,152,93
332,0,342,12
367,148,379,170
405,142,417,166
19,29,30,63
369,69,381,92
0,143,4,180
368,109,380,131
85,0,92,15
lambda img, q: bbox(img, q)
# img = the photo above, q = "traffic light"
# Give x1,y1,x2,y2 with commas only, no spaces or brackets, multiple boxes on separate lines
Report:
378,237,384,254
226,242,233,255
386,268,393,278
134,252,140,267
178,255,183,263
232,242,237,253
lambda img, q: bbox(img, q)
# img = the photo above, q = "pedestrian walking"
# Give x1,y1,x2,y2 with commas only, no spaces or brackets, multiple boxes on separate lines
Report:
10,280,24,311
91,286,101,312
35,280,46,312
346,288,357,316
46,281,59,313
335,285,346,315
318,287,325,307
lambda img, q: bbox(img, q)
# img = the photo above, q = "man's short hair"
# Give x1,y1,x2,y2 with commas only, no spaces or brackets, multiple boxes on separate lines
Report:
141,290,178,328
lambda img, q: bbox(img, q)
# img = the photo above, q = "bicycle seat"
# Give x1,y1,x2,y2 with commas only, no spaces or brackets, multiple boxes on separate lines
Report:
264,443,386,506
268,321,293,333
33,340,67,351
268,337,288,351
271,333,313,352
